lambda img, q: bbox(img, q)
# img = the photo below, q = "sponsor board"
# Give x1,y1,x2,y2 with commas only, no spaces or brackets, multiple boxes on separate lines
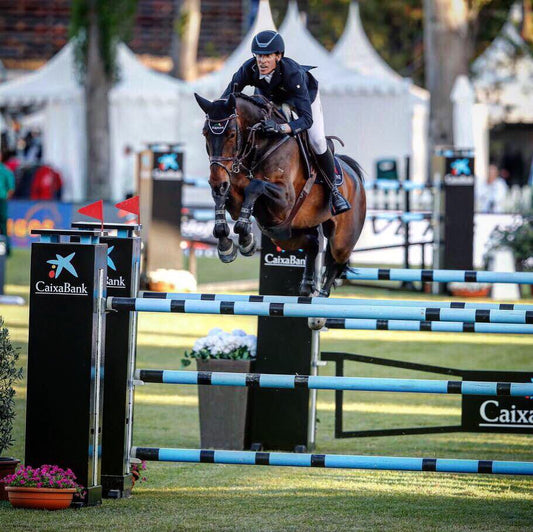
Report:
463,371,533,434
152,151,184,180
8,200,72,249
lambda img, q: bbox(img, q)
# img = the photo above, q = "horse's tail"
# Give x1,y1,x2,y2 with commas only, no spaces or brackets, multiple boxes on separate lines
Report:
337,154,365,184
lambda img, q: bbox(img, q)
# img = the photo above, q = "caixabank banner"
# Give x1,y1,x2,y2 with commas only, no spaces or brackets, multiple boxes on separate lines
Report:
260,237,306,295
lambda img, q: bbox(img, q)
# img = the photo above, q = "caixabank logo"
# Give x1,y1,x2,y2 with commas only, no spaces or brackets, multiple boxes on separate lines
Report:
106,246,126,289
151,152,183,180
263,246,306,268
444,157,474,185
34,252,88,295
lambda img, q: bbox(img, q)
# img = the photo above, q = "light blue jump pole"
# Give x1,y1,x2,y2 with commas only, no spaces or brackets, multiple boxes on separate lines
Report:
139,291,533,312
324,318,533,335
107,297,533,325
346,267,533,285
132,447,533,476
135,369,533,396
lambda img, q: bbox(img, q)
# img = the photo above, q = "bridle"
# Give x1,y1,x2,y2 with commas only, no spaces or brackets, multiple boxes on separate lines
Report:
205,111,261,180
204,106,289,181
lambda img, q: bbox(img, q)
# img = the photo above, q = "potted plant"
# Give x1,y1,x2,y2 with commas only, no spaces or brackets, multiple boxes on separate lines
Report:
0,318,23,501
1,464,85,510
182,328,257,450
130,460,147,487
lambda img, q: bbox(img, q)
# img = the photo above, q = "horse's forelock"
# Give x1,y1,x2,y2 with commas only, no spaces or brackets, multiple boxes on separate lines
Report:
207,98,236,121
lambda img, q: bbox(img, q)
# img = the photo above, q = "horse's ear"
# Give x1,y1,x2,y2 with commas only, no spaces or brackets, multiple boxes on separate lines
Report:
194,93,212,114
227,93,236,110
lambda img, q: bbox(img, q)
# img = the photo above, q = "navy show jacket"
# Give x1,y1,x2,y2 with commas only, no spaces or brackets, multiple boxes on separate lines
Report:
221,57,318,134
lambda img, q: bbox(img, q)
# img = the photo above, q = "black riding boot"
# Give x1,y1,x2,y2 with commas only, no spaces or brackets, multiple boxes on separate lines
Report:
315,149,351,215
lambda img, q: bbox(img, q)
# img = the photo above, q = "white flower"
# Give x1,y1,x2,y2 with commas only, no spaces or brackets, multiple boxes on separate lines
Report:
191,329,257,358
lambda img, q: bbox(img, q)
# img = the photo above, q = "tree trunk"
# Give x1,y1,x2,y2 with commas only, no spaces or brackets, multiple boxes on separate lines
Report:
86,1,111,200
171,0,201,80
424,0,472,149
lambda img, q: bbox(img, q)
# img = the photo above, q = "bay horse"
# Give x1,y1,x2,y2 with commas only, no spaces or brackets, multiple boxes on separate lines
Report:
194,92,366,297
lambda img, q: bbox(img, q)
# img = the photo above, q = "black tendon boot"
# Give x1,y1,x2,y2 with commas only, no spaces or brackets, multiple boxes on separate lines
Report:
315,149,351,215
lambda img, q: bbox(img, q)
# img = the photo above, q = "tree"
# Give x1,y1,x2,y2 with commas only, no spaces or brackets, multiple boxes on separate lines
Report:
70,0,138,200
171,0,202,80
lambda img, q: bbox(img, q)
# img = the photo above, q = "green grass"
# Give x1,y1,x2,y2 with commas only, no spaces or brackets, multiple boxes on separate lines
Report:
0,251,532,530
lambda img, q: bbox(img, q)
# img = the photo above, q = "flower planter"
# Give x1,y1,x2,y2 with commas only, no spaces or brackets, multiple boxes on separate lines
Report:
197,359,253,450
6,486,76,510
0,458,20,501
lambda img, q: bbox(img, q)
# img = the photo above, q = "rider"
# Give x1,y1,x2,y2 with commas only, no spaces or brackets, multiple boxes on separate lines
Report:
221,30,351,215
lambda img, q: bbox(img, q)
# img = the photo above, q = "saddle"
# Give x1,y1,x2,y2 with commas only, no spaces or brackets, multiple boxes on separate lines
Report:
279,103,344,187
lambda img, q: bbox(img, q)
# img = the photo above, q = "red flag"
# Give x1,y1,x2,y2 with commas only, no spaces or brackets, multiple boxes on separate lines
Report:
77,200,104,232
115,195,140,224
78,200,104,221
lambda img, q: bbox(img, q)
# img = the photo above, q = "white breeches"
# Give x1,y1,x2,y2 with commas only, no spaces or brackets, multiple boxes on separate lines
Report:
308,92,327,155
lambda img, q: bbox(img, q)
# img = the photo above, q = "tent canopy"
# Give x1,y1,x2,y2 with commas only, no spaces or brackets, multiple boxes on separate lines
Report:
332,2,402,83
0,42,82,105
279,1,406,95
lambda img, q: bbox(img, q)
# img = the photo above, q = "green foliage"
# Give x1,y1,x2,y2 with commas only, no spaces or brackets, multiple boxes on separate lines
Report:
0,318,22,455
486,213,533,270
70,0,139,82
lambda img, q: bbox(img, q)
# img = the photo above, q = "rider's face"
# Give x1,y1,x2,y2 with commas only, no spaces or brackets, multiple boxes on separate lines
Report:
255,53,280,76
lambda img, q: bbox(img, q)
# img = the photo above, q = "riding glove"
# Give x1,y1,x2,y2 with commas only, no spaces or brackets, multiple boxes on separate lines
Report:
261,119,284,135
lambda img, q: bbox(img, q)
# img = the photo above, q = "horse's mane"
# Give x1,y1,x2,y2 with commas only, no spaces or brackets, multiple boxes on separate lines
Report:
234,92,286,124
234,92,271,111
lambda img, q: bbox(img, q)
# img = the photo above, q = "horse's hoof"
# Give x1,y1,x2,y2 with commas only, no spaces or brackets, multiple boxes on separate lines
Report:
318,289,330,298
234,219,251,236
239,234,256,257
218,241,237,263
299,281,315,297
308,317,327,330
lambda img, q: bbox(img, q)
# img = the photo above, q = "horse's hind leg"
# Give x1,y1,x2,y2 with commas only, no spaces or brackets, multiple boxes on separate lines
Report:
212,181,237,263
318,243,347,297
299,228,319,296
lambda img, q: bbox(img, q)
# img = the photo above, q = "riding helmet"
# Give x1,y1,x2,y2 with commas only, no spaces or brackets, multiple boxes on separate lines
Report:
251,30,285,55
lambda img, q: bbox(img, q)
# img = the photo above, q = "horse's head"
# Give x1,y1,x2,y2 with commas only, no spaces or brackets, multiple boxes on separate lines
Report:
195,93,242,187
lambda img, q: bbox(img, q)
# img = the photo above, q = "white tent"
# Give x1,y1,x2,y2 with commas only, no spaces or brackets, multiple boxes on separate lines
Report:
279,1,421,181
332,2,402,82
331,1,429,182
280,1,404,94
472,2,533,125
0,42,186,201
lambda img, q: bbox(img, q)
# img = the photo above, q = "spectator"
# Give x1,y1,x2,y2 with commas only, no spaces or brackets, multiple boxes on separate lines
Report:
0,151,15,254
30,164,63,200
4,150,21,173
500,145,525,188
479,163,508,214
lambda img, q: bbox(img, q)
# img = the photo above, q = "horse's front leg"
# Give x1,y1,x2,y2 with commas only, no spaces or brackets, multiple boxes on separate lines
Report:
211,181,237,263
233,179,267,257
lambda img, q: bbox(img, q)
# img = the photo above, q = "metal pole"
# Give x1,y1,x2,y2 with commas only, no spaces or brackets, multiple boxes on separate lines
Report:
307,230,326,450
